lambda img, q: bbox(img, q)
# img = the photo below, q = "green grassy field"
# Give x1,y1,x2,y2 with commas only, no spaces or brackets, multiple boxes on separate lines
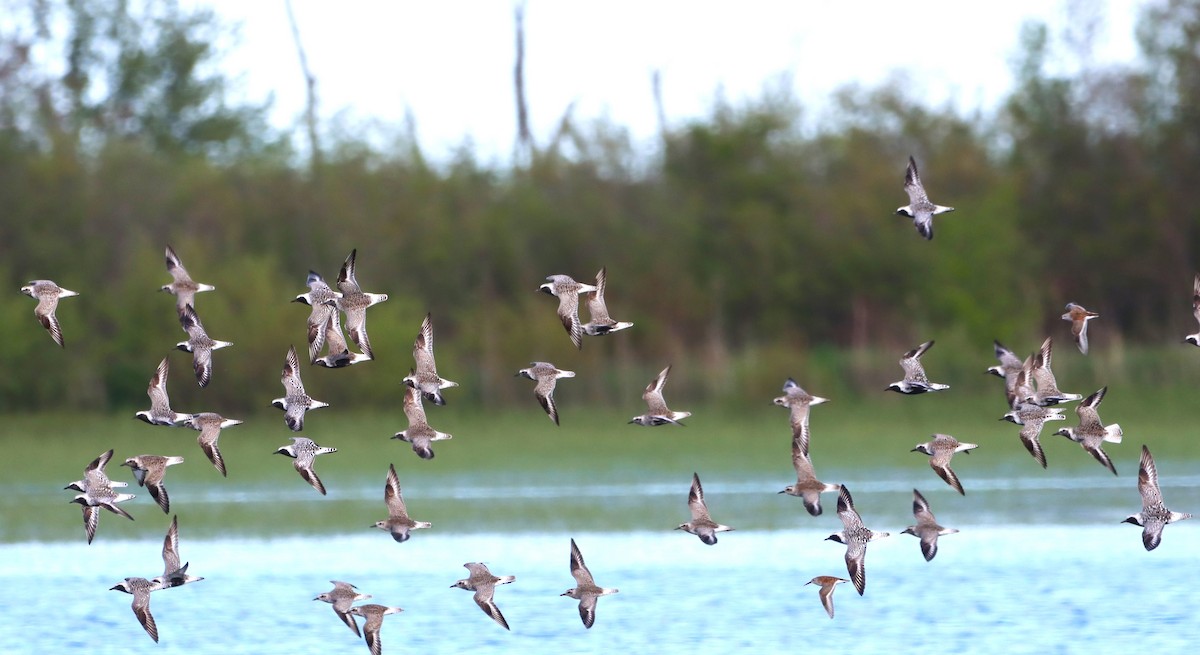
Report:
4,387,1198,543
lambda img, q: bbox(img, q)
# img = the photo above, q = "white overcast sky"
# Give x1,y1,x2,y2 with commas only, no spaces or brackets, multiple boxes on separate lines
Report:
199,0,1143,161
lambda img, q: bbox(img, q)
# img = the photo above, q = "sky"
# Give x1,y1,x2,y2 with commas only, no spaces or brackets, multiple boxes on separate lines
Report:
200,1,1144,162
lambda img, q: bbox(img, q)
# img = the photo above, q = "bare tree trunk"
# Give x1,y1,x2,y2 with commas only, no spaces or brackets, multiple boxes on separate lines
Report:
513,1,533,164
285,0,321,172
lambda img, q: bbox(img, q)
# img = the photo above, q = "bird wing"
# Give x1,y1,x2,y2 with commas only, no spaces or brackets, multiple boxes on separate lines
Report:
384,464,409,518
687,473,711,522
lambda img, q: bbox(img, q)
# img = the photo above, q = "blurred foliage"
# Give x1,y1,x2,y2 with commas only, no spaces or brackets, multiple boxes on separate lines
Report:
1,1,1199,414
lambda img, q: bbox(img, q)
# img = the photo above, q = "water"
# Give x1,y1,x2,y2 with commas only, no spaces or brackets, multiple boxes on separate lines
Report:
2,522,1197,654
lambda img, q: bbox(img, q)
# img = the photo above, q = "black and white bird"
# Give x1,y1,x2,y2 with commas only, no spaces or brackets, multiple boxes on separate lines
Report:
402,313,458,405
515,361,575,425
451,562,516,630
896,155,954,240
1122,445,1193,551
539,274,597,349
675,472,734,545
175,304,232,388
1053,386,1123,475
371,463,431,543
825,486,890,595
271,345,329,431
886,340,949,394
20,279,79,347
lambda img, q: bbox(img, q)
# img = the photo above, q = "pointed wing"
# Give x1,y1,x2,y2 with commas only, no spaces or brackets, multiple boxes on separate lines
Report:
413,313,437,372
903,156,929,205
132,588,159,642
197,423,228,476
818,581,838,618
1019,422,1049,468
384,464,409,519
336,249,361,294
282,346,306,395
844,541,867,596
165,245,192,284
1138,445,1162,509
1193,274,1200,325
82,505,99,544
161,516,181,575
178,303,207,340
900,341,933,383
344,308,375,359
930,455,965,495
146,480,171,513
295,459,327,495
534,376,560,425
363,622,382,655
402,386,428,427
792,416,812,460
578,595,598,629
34,296,64,347
911,488,935,522
687,473,710,522
321,310,350,357
836,486,864,531
792,432,816,481
1075,387,1107,431
643,365,672,414
569,539,595,587
919,532,940,562
148,357,173,416
473,588,511,630
1084,442,1118,476
191,344,214,389
556,292,584,349
585,267,613,323
1142,520,1166,552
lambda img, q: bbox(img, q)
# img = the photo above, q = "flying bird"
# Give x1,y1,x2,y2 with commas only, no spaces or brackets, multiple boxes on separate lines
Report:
402,313,459,405
772,378,829,457
1000,402,1066,468
370,463,431,543
887,340,949,394
20,279,79,347
391,386,453,460
312,310,371,368
274,436,337,495
581,267,633,337
109,577,163,642
182,412,243,476
675,472,734,545
314,580,371,638
539,274,597,349
1061,302,1100,355
1123,445,1193,551
515,361,575,425
901,488,959,561
175,304,232,387
825,486,890,595
134,357,192,426
451,562,516,630
330,249,388,359
629,365,691,426
272,345,330,431
896,155,954,240
911,434,978,495
1029,337,1082,406
805,576,850,619
161,245,215,313
293,270,342,363
561,538,618,629
121,454,185,514
779,425,842,516
152,515,204,589
348,604,404,655
1053,386,1123,475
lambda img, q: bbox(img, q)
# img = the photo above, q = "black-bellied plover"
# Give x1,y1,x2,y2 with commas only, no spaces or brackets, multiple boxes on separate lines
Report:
371,463,431,543
314,580,371,638
272,345,330,431
772,378,829,457
629,365,691,426
175,304,232,388
901,488,959,561
134,357,192,426
161,245,215,314
274,436,337,495
182,412,242,476
121,454,184,514
676,472,733,545
896,155,954,240
452,562,516,630
1000,402,1066,468
986,340,1025,408
19,279,79,347
1186,274,1200,347
581,267,633,337
110,577,163,642
911,434,978,495
402,313,458,405
826,486,890,595
805,576,849,619
1053,386,1122,475
153,515,204,589
1029,337,1082,406
1123,445,1193,551
562,538,618,629
67,450,135,544
1062,302,1100,355
539,274,597,349
391,386,452,460
886,340,949,394
330,249,388,360
293,270,342,363
348,604,404,655
515,361,575,425
313,310,371,368
779,425,842,516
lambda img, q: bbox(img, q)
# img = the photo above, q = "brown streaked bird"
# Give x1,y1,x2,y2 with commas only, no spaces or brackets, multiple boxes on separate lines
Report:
825,486,890,596
314,580,371,638
901,488,959,561
451,562,516,630
779,424,842,516
371,463,431,543
629,365,691,426
175,304,232,388
109,577,162,642
772,378,829,457
273,436,337,495
581,266,634,337
20,279,79,347
896,155,954,240
312,309,371,368
271,345,330,432
886,340,949,394
64,448,127,495
561,538,618,629
1186,274,1200,347
676,472,734,545
330,249,388,360
392,386,452,460
1029,337,1082,406
134,357,192,426
348,604,404,655
161,245,215,313
292,270,342,363
1053,386,1122,475
1062,302,1100,355
1000,402,1066,468
539,274,597,349
121,454,184,514
515,361,576,425
1123,445,1193,551
152,515,204,589
805,576,850,619
402,313,458,405
182,412,243,476
911,434,978,495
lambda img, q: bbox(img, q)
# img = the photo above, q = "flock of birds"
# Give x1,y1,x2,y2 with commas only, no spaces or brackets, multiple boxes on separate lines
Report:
18,157,1197,649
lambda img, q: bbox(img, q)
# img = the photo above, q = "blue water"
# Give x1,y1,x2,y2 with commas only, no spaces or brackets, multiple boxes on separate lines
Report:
2,523,1196,654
